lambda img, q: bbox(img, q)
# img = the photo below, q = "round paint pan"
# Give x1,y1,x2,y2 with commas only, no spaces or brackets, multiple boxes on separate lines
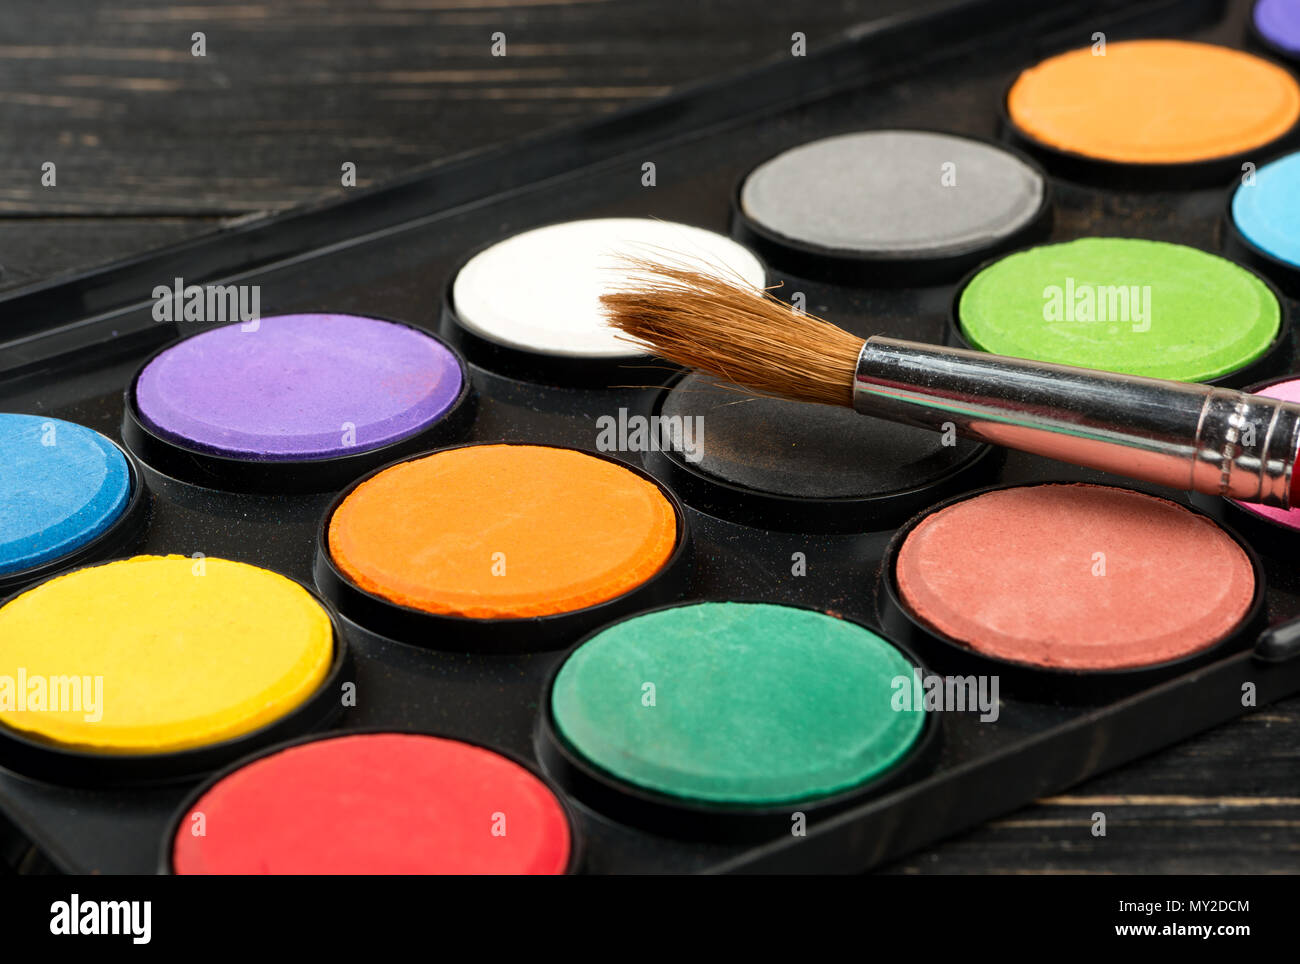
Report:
1222,150,1300,298
1250,0,1300,66
439,218,766,387
642,371,1001,533
0,416,151,597
122,313,475,494
1000,39,1300,189
162,730,580,875
0,557,351,787
947,238,1292,389
536,599,940,842
1188,374,1300,558
730,129,1052,286
314,442,692,653
878,482,1268,704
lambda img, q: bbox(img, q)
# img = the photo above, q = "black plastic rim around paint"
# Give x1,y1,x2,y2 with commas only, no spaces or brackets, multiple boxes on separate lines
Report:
159,727,584,875
121,317,477,495
1221,176,1300,299
534,598,942,843
1189,372,1300,557
0,439,151,598
997,72,1300,191
945,245,1295,390
437,242,692,389
0,569,352,789
728,130,1054,287
313,441,693,654
1248,0,1300,67
642,372,1003,534
877,481,1270,705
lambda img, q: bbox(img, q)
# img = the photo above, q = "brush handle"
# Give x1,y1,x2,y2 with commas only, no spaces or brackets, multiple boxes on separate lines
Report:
853,337,1300,509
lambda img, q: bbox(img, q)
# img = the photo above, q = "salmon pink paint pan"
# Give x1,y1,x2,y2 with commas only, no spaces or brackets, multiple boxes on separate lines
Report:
124,313,473,493
884,484,1261,698
170,733,573,874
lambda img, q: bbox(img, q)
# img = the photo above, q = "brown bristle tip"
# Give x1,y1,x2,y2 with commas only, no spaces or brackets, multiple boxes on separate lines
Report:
600,255,863,408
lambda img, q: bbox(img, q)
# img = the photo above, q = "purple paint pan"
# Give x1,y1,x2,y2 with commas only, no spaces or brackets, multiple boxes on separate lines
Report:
123,314,474,493
1254,0,1300,60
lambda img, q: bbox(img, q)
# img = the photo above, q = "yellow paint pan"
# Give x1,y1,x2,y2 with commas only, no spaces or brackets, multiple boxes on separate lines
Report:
0,555,344,783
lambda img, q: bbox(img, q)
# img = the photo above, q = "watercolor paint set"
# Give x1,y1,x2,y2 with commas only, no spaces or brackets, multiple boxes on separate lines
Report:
4,0,1300,874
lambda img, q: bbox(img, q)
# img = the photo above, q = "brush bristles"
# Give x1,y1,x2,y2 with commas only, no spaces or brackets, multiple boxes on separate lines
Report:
601,256,864,408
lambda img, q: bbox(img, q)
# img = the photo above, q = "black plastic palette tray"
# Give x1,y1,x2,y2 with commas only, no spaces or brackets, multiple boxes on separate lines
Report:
4,0,1300,875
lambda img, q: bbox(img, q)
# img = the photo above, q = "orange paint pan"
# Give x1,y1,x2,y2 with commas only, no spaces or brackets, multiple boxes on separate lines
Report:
1005,40,1300,183
314,443,690,652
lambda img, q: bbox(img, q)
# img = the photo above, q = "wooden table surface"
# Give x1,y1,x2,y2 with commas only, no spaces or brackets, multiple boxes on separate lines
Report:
1,0,1297,874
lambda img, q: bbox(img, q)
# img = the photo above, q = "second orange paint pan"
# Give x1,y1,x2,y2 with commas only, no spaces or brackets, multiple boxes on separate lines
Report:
1004,39,1300,183
315,443,690,651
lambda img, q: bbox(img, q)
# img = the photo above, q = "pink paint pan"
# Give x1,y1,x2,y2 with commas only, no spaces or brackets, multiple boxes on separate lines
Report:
1208,375,1300,555
879,482,1267,702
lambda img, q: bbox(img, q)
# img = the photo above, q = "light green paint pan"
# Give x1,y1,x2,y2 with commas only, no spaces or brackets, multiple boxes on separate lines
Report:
957,237,1280,382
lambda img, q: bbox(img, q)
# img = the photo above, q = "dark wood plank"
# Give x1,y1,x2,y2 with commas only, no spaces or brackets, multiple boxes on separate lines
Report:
0,0,929,214
885,700,1300,873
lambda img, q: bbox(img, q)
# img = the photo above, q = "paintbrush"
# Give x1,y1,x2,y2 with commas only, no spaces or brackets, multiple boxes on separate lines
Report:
602,259,1300,510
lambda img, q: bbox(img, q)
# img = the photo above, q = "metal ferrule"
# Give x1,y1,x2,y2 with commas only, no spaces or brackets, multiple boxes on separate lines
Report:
853,337,1300,509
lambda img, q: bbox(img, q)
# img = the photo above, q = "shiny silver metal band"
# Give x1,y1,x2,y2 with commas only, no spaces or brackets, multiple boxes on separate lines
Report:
853,337,1300,508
